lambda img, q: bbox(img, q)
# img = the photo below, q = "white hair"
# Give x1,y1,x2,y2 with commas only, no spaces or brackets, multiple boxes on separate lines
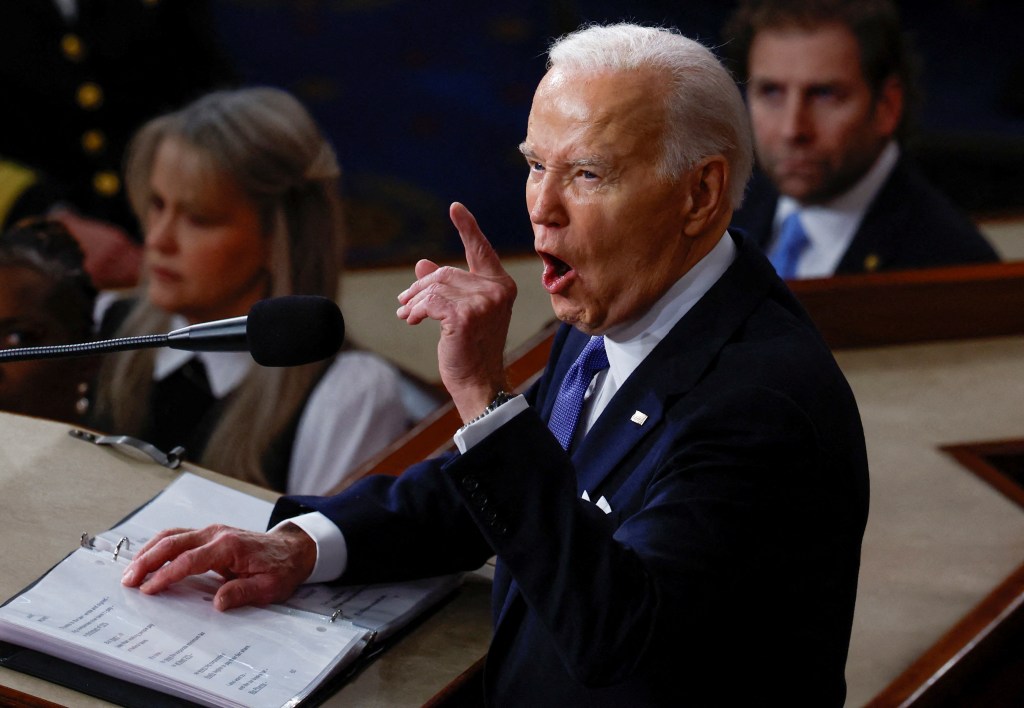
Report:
548,23,753,208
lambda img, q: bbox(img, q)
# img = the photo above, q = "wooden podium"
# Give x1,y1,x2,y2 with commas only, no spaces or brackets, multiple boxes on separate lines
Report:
0,412,492,707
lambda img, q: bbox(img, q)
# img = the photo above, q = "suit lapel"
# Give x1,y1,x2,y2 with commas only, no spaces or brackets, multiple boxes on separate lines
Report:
836,157,907,274
573,386,663,495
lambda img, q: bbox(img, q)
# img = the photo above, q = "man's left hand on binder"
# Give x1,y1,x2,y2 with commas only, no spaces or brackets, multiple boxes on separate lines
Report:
121,523,316,611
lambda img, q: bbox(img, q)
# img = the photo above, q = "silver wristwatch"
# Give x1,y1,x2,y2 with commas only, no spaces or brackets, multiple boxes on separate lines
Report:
460,390,515,430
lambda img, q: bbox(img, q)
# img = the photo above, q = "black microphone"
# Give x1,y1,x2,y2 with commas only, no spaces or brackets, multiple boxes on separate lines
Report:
0,295,345,367
246,295,345,366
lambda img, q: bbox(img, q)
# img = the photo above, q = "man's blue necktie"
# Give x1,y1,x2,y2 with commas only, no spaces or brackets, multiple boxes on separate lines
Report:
769,212,809,279
548,335,609,450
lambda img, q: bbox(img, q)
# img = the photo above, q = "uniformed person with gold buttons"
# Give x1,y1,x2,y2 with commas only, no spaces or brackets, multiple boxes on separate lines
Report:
0,0,236,234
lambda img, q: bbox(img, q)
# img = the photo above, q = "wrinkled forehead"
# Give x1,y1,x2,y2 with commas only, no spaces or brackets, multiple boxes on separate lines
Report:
534,67,666,118
526,68,669,154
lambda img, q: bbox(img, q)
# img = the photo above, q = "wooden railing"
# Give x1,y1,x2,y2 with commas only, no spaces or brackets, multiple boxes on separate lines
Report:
788,260,1024,349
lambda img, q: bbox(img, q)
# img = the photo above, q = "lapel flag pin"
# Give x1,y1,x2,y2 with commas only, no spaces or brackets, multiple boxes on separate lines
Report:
630,410,648,426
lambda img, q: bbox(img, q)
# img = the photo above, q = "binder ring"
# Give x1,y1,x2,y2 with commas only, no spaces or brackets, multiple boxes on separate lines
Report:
80,533,132,561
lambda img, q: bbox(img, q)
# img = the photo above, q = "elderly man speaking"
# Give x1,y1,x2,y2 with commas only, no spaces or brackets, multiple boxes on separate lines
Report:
123,23,869,707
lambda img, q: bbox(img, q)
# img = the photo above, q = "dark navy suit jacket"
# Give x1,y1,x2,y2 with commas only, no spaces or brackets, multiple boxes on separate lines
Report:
731,157,999,274
271,231,870,706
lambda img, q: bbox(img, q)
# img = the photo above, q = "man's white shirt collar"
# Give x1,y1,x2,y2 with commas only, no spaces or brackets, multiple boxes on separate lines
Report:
776,140,899,278
153,315,252,398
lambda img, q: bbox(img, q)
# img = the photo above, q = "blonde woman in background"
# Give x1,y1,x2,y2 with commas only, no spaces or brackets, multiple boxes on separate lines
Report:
91,87,415,495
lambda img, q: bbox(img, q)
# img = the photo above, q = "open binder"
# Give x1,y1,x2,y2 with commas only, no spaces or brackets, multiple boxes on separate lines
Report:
0,473,462,708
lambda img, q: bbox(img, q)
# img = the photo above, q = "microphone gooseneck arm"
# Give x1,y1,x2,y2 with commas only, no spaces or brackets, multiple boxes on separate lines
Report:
0,297,343,366
0,334,169,363
0,314,250,363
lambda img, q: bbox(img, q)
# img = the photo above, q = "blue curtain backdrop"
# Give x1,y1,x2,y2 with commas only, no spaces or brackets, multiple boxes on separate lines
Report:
209,0,1023,267
208,1,731,266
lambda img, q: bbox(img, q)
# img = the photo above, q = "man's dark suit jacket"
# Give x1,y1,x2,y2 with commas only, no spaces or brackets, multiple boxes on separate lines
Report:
730,156,999,275
271,232,870,706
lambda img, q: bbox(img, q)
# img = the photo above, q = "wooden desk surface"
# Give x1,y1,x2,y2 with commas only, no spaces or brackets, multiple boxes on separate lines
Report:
837,336,1024,705
0,412,491,707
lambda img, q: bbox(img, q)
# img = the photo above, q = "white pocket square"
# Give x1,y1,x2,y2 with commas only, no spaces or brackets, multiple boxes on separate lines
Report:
581,490,612,514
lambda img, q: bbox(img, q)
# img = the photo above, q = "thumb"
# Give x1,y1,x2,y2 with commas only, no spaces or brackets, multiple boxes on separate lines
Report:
450,202,504,276
214,576,274,611
213,579,249,611
414,258,440,280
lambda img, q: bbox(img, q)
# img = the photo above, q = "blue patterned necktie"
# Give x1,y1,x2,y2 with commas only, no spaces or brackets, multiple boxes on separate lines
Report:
769,211,810,279
548,335,609,450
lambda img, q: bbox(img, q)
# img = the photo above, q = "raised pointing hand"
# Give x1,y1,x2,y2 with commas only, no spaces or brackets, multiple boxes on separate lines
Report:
397,202,517,421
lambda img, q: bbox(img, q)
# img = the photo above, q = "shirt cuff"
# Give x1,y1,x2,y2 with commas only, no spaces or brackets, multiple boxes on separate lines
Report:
453,394,528,453
269,511,348,584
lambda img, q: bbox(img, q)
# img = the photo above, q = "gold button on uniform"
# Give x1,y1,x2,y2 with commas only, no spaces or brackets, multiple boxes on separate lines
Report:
61,34,85,61
76,82,104,110
93,171,120,197
81,130,106,154
863,253,880,272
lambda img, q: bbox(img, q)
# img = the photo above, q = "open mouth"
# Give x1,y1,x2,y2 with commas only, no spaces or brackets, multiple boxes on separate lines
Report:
539,251,574,293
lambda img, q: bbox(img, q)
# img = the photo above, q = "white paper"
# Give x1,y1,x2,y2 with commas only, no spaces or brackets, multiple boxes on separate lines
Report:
0,473,462,708
0,548,367,707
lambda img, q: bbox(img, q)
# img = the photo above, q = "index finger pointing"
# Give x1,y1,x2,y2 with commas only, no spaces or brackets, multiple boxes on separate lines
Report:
450,202,505,277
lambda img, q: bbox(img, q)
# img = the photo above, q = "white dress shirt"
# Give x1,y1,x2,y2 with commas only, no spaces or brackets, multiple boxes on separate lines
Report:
286,232,738,583
774,140,899,278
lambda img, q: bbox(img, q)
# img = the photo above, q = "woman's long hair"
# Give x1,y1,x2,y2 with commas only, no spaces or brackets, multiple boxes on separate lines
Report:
92,87,345,486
